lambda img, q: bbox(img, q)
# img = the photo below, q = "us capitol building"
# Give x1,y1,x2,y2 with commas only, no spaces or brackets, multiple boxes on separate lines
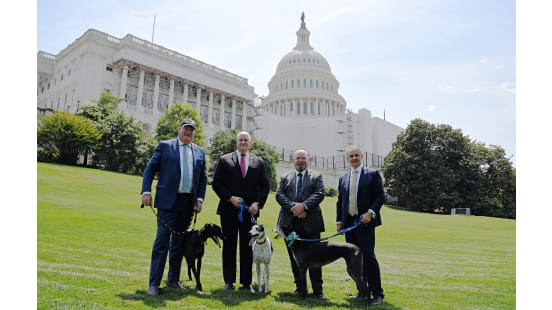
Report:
37,13,403,185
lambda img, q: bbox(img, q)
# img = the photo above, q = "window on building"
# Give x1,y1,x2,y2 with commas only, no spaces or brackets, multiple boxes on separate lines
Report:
296,102,300,114
291,80,294,88
285,81,288,89
303,102,307,114
68,69,71,77
297,80,300,88
310,102,314,115
61,74,64,81
310,80,312,88
106,64,113,72
316,80,318,88
41,87,44,94
47,83,50,89
303,79,306,87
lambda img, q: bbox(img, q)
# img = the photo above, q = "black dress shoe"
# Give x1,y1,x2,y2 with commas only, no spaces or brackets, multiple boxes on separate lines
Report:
166,281,186,289
370,295,384,305
311,292,326,300
223,283,234,290
147,286,160,296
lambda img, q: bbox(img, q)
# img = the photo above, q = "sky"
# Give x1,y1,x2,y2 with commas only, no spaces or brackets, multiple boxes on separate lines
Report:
37,0,516,161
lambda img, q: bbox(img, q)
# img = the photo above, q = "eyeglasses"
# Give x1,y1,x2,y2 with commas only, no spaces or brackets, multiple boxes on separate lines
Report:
348,154,361,158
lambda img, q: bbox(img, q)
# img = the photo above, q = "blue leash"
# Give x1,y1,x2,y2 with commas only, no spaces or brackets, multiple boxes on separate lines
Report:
238,201,256,224
286,219,362,247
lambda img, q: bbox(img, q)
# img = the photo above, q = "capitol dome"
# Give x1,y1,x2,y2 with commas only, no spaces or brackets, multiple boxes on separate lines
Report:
262,13,347,118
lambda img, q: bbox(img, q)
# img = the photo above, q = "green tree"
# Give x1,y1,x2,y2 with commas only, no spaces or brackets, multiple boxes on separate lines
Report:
155,103,206,147
93,111,150,173
38,111,100,164
209,129,279,191
383,118,515,218
78,90,153,173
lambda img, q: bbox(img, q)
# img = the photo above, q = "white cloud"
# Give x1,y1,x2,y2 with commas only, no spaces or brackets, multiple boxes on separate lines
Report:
498,82,516,94
427,105,437,112
438,84,452,91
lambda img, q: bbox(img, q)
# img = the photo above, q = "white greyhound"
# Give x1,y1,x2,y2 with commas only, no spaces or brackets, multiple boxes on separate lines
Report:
249,224,273,293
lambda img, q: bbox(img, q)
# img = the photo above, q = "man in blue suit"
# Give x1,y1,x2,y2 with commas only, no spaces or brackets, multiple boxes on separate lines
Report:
336,145,385,305
141,119,207,296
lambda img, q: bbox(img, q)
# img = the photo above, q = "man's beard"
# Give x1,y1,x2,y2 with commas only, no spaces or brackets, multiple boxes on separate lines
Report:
294,164,307,172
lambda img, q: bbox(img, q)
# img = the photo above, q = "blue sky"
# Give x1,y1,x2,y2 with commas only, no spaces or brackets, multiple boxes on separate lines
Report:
38,0,515,161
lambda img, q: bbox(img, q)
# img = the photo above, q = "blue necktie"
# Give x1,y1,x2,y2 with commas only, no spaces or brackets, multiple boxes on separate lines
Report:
181,144,191,192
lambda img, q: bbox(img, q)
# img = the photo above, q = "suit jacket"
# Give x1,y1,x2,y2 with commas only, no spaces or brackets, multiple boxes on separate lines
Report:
212,152,270,217
141,139,207,209
336,167,385,228
276,169,326,235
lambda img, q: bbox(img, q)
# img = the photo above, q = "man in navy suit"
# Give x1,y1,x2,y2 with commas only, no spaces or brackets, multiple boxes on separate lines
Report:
336,146,385,305
141,119,207,296
212,131,270,291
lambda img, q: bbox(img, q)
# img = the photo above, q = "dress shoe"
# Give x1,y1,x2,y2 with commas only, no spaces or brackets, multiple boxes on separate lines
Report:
147,286,160,296
370,295,384,306
223,283,234,290
294,288,302,295
166,281,186,289
311,292,326,300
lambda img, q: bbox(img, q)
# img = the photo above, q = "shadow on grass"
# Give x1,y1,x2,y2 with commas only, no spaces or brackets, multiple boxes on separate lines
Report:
274,292,343,307
117,284,266,308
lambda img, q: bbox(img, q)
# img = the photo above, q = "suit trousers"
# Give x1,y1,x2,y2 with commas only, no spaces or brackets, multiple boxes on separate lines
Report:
149,194,194,287
220,207,254,286
344,214,384,298
283,227,323,294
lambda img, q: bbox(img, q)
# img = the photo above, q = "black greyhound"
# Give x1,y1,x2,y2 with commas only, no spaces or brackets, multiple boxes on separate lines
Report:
179,223,224,291
273,227,369,299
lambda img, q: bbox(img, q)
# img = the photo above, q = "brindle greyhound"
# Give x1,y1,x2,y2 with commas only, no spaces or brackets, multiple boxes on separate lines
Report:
272,226,369,299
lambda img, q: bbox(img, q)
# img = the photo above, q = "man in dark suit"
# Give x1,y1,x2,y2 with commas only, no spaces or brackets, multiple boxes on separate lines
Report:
212,131,270,291
276,150,326,299
141,119,207,296
336,146,385,305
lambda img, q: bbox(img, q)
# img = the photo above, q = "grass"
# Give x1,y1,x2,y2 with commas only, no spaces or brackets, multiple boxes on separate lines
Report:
38,162,515,309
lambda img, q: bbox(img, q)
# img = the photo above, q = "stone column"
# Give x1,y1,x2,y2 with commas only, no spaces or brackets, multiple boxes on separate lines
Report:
231,98,236,129
119,65,128,101
196,87,202,112
208,91,214,126
298,98,302,116
241,102,247,130
153,74,160,116
137,70,145,112
183,83,189,103
168,79,174,108
220,94,225,128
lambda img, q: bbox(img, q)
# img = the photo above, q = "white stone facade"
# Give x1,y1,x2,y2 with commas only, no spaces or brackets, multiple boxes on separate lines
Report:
257,15,403,186
37,29,256,140
37,15,404,186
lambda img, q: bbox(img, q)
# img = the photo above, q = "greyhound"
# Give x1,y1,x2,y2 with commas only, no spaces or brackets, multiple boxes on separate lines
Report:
249,224,273,293
272,226,369,299
180,223,224,291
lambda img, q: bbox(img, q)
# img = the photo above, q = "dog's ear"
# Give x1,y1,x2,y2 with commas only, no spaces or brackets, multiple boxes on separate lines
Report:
211,236,221,248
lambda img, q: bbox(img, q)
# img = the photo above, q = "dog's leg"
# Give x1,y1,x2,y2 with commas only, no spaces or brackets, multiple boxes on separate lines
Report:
264,261,270,294
256,261,261,293
186,256,195,282
195,257,203,291
345,254,368,299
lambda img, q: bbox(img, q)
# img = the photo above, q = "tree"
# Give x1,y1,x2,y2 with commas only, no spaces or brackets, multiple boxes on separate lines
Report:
382,118,515,218
155,103,206,147
93,111,150,173
78,90,153,173
209,129,279,191
38,111,100,164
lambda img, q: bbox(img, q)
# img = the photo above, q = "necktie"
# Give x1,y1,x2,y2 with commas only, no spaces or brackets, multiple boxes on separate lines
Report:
348,170,359,216
181,144,191,192
240,154,246,178
296,173,303,201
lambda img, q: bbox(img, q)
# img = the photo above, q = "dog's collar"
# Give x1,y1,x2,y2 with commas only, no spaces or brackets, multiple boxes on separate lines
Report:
256,240,267,245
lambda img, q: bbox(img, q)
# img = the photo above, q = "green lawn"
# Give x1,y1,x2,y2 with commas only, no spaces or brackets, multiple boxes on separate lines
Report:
37,162,515,309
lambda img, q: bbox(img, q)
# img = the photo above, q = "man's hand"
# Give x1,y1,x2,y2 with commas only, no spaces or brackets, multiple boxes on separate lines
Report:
336,223,342,232
297,211,307,219
194,200,203,213
229,196,243,208
249,202,259,215
142,193,152,206
360,212,372,224
290,202,306,217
